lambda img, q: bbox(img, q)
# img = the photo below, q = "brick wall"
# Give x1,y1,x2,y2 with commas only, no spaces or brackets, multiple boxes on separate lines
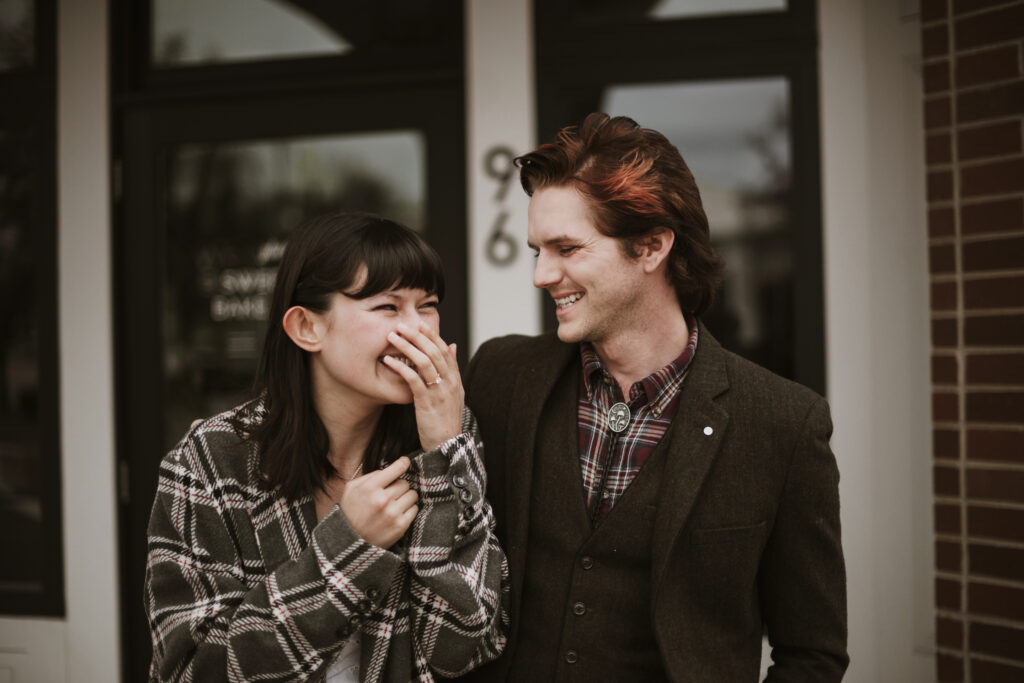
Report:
922,0,1024,680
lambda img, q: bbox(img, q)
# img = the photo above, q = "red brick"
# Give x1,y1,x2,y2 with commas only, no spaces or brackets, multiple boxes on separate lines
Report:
962,236,1024,273
936,428,962,460
967,428,1024,462
931,207,957,237
937,539,962,571
933,354,959,383
937,502,963,533
965,313,1024,346
968,504,1024,542
955,4,1024,50
937,576,963,609
967,467,1024,502
935,391,961,420
930,169,956,200
938,615,964,648
936,465,962,496
938,652,964,683
969,581,1024,621
966,391,1024,423
928,132,954,165
961,157,1024,197
958,81,1024,124
971,658,1024,682
934,317,959,346
923,0,948,22
967,353,1024,384
969,621,1024,661
926,60,953,93
958,120,1022,161
964,275,1024,309
956,45,1020,88
925,23,951,58
931,243,957,274
926,96,954,129
962,197,1023,235
932,280,959,310
970,542,1024,580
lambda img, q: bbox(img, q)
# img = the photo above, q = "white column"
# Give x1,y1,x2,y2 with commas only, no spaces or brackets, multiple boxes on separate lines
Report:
819,0,933,680
466,0,539,351
57,0,121,679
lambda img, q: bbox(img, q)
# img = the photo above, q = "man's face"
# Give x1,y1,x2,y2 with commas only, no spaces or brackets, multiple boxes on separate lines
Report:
527,185,647,345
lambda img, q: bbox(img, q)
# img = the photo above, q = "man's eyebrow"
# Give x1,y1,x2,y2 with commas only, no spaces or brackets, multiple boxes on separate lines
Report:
527,235,577,250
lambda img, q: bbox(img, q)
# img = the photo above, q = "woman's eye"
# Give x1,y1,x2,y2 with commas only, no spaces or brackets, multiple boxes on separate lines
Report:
374,304,398,312
420,301,439,310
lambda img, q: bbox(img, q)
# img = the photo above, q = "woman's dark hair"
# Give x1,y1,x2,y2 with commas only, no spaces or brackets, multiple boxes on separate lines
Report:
516,112,724,316
235,212,445,501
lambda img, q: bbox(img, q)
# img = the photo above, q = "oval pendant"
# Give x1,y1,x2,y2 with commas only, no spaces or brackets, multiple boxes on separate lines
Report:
608,402,631,433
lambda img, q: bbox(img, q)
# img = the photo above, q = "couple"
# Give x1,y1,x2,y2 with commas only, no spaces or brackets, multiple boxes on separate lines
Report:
145,113,848,682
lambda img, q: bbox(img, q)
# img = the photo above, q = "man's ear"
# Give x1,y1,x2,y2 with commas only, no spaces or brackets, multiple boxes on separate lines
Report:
282,305,323,352
638,228,675,273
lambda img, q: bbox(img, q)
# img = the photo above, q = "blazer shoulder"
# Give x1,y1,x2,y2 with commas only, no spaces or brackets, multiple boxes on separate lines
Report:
712,342,827,428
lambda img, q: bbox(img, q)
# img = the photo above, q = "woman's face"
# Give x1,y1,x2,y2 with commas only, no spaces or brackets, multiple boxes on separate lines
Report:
308,281,441,411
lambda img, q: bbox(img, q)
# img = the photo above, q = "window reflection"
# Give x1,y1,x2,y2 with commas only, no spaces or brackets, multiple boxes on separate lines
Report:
573,0,786,22
163,131,425,448
152,0,461,66
0,0,34,70
602,78,794,377
0,128,45,593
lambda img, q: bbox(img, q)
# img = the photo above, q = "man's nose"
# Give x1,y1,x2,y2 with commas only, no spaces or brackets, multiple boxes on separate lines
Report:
533,252,560,289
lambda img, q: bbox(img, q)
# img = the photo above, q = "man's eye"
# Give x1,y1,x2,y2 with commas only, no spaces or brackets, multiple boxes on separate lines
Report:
559,245,578,256
530,250,539,259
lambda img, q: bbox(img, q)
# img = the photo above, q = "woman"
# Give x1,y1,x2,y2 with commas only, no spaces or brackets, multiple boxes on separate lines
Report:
145,213,509,682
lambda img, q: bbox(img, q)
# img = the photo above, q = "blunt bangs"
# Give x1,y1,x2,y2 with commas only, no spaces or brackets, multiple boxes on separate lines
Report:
345,222,446,303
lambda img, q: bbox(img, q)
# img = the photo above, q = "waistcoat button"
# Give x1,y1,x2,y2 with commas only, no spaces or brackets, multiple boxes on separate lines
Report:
565,650,578,664
572,601,586,616
581,556,594,569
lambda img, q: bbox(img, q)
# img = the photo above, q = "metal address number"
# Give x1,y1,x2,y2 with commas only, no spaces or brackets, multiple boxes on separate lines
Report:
484,145,517,266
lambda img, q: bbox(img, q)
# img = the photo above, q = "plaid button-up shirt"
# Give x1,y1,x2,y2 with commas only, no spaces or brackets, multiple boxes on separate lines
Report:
578,318,699,524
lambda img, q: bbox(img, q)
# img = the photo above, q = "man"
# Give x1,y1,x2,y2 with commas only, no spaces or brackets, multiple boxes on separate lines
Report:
462,113,847,681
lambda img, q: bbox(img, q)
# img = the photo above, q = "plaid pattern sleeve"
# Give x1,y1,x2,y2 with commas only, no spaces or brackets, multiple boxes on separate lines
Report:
144,404,509,683
401,408,510,677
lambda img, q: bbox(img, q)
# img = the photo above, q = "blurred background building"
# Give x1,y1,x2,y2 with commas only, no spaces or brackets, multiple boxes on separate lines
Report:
0,0,1022,680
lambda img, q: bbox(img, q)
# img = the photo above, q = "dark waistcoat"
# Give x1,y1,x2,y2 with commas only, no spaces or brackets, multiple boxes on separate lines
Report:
507,365,670,682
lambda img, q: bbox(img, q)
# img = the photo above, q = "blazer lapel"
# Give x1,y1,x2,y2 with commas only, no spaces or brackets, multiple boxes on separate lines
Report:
650,324,731,588
504,336,578,605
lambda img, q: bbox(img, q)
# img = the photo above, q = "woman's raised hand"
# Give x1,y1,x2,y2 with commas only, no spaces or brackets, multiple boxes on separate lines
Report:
338,456,418,549
381,322,464,452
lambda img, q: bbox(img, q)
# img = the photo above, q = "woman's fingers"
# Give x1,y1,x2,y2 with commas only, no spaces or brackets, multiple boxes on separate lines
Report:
390,324,451,380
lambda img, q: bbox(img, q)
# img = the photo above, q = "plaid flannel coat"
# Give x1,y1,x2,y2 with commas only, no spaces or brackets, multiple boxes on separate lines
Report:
145,403,509,682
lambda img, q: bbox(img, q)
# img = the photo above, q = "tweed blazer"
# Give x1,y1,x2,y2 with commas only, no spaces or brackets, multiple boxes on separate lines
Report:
145,403,509,683
462,324,848,682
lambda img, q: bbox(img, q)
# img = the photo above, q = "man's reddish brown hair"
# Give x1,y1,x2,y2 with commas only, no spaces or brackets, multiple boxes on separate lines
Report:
516,112,724,316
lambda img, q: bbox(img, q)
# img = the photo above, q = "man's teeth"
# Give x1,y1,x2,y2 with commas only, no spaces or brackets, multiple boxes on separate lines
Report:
555,293,583,308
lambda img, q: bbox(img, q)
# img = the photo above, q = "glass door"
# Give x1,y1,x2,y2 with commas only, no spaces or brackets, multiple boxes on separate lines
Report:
116,86,465,680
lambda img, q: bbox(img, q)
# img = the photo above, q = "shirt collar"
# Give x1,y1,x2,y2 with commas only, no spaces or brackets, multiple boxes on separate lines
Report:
580,315,700,409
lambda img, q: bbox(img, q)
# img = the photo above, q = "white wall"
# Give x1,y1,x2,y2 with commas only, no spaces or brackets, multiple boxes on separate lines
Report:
466,0,540,350
0,0,121,681
819,0,934,680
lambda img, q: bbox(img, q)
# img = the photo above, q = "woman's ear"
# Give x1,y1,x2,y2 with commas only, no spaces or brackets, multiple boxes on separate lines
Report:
282,305,323,352
638,227,675,274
